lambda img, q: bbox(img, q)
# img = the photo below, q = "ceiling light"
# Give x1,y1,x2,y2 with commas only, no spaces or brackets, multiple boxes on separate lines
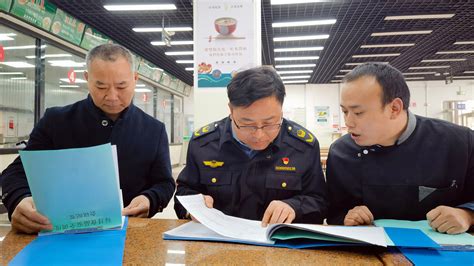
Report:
278,70,313,74
436,50,474,55
176,60,193,64
185,67,194,71
464,71,474,74
274,34,329,42
26,54,72,59
3,45,46,50
421,58,466,63
274,46,324,52
104,4,176,11
272,19,336,28
10,77,27,80
352,53,400,58
0,72,23,75
384,14,455,20
48,60,86,67
74,69,86,73
275,56,319,61
402,72,436,75
0,33,16,41
1,61,35,68
345,62,389,66
330,80,342,83
135,88,153,92
454,41,474,45
59,85,80,88
133,27,192,32
271,0,328,4
371,30,432,37
151,40,194,46
334,75,345,78
275,64,316,68
60,78,87,83
405,77,425,80
452,76,474,79
339,69,351,72
408,66,450,70
165,51,194,56
283,80,308,84
135,84,146,88
360,43,415,48
280,75,311,80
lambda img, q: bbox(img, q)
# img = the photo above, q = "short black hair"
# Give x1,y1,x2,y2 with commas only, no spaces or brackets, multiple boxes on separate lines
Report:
343,63,410,110
227,66,286,107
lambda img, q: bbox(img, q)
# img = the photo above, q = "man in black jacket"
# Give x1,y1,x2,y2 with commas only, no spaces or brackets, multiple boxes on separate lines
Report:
326,63,473,234
1,44,175,233
175,66,327,226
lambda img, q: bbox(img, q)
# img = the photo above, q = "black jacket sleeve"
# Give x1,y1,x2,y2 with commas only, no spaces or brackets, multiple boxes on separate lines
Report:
140,125,176,217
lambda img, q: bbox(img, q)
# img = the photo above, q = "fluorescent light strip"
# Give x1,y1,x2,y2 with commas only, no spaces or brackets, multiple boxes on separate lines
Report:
274,35,329,42
10,77,27,80
104,4,176,11
454,41,474,45
274,46,323,52
405,77,425,80
280,75,311,80
135,88,153,92
464,71,474,74
59,78,87,83
3,45,46,50
25,54,72,59
402,72,436,75
271,0,328,4
275,56,319,61
151,41,193,46
453,76,474,79
421,58,466,62
278,70,313,74
334,75,345,78
436,50,474,55
74,70,86,73
275,64,316,68
371,30,432,37
409,66,450,70
283,80,308,84
185,67,194,71
339,69,351,73
330,80,342,83
0,72,23,75
59,85,80,88
133,27,192,32
176,60,193,64
361,43,415,48
1,61,35,68
272,19,336,28
165,51,194,56
136,84,146,88
352,53,400,58
384,14,455,20
345,62,389,66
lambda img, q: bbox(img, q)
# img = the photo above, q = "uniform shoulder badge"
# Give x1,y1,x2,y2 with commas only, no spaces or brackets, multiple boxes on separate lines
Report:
286,121,315,146
192,122,219,139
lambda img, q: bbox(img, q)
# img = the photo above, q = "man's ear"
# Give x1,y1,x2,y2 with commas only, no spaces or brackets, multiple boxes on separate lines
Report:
134,72,138,81
228,103,233,116
390,98,404,119
84,71,89,81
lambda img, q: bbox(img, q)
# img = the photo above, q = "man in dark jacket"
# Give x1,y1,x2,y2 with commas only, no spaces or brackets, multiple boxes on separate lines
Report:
1,44,175,233
326,63,473,234
175,66,327,226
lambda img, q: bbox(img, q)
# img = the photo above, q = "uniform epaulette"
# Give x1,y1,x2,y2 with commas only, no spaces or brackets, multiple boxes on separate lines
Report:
286,121,316,146
192,122,219,140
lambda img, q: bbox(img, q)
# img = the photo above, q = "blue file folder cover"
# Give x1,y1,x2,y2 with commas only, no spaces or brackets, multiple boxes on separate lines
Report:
399,248,474,266
9,217,128,265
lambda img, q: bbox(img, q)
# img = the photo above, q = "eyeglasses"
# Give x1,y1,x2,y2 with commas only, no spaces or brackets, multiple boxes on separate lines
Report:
232,117,283,134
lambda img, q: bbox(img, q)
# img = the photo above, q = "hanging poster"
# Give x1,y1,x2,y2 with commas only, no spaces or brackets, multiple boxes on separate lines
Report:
315,106,330,126
195,0,256,88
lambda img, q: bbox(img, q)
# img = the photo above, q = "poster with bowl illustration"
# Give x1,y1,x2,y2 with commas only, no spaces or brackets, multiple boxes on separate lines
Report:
50,8,85,45
195,0,257,88
10,0,57,31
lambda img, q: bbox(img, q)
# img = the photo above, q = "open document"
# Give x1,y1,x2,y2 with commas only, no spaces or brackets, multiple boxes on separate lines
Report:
19,143,124,235
163,194,389,248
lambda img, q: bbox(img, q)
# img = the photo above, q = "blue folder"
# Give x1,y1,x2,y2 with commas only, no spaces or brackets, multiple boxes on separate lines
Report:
9,217,128,265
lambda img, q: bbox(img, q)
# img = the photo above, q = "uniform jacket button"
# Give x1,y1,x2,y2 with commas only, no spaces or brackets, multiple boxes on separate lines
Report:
211,177,217,183
101,120,109,127
281,182,287,188
363,149,368,154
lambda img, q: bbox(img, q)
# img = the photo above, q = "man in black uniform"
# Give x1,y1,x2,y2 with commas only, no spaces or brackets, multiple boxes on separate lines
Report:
175,66,327,226
1,44,175,233
326,63,473,234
